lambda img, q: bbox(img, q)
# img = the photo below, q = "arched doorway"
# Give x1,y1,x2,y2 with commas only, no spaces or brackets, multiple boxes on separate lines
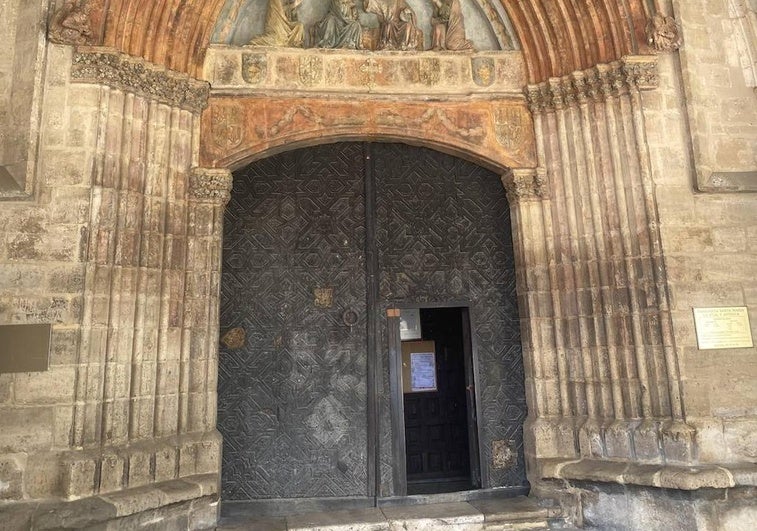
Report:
217,142,527,509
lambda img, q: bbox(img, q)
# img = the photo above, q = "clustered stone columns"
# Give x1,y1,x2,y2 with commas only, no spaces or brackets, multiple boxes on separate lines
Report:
508,56,696,478
185,168,233,436
60,49,222,500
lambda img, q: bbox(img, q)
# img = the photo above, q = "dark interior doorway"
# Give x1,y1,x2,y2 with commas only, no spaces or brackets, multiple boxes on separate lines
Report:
402,307,480,495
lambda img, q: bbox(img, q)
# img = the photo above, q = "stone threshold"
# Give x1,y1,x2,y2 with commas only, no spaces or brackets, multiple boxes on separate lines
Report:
541,458,757,490
0,473,218,530
218,495,562,530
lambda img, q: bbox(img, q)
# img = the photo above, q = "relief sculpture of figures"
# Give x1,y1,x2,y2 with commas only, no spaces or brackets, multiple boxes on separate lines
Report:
249,0,305,47
366,0,423,51
314,0,363,49
430,0,474,51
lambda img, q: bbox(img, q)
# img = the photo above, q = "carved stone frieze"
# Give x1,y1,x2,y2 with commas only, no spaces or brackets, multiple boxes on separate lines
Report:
299,55,323,86
189,168,233,204
71,49,210,113
241,53,267,84
646,13,683,53
376,108,485,144
211,103,245,151
200,97,535,172
48,0,95,46
526,56,659,113
205,47,527,95
501,168,548,203
419,58,441,86
494,106,530,159
622,56,660,90
471,57,495,87
360,58,383,89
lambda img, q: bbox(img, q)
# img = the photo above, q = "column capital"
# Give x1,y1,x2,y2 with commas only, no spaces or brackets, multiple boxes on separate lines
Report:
189,168,233,204
501,168,548,203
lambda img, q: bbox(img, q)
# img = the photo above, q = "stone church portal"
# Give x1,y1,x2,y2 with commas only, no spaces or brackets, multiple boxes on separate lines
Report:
218,142,527,501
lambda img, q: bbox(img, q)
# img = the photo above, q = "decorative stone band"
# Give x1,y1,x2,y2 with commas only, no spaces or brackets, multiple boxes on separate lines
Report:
71,47,210,113
525,55,659,113
189,168,233,204
501,168,549,203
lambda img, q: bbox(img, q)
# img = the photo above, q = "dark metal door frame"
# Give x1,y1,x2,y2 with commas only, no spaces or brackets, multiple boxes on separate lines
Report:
386,302,484,497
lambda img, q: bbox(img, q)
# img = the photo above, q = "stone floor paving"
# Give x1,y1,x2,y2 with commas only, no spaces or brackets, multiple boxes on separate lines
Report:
216,496,561,530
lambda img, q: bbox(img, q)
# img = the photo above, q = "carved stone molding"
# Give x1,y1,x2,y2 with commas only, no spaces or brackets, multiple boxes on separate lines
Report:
48,0,95,46
70,48,210,113
621,55,660,90
200,96,536,171
526,57,659,113
501,168,548,203
189,168,233,204
646,13,683,53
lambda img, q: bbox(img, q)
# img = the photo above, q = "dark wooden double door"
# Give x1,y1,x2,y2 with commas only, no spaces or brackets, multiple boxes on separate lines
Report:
218,142,528,501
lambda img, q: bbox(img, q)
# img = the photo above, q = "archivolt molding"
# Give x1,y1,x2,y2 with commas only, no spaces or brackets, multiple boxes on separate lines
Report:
525,56,659,114
69,0,654,83
70,48,210,113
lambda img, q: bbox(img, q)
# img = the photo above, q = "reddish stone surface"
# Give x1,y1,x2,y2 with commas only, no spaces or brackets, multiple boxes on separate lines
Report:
199,96,536,171
99,1,652,82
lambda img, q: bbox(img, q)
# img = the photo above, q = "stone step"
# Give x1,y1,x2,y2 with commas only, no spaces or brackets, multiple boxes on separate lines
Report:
217,495,560,530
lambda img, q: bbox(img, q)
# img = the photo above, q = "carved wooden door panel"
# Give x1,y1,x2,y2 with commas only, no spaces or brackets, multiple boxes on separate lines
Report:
218,142,527,501
373,143,528,490
218,143,369,499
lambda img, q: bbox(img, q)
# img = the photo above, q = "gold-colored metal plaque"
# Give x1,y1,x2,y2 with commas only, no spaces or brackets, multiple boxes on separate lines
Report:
0,324,51,373
313,287,333,308
693,307,754,350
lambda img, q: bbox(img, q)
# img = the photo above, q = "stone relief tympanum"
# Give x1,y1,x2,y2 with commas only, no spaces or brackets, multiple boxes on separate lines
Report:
248,0,474,51
248,0,305,47
430,0,473,51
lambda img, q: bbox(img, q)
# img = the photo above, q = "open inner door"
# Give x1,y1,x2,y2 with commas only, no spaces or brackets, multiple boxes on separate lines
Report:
400,306,481,495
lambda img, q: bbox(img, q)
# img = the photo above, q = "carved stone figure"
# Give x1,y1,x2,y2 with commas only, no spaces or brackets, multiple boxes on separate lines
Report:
249,0,304,47
645,13,682,52
366,0,423,51
313,0,363,49
430,0,474,51
48,0,94,46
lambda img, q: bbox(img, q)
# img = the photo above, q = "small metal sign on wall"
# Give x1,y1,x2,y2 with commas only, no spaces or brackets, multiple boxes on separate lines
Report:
0,324,51,373
693,306,754,350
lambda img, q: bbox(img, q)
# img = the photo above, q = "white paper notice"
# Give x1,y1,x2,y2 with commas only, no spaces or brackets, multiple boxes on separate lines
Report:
410,352,437,392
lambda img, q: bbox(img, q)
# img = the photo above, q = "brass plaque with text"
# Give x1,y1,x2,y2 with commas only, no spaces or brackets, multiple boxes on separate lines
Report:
693,307,754,350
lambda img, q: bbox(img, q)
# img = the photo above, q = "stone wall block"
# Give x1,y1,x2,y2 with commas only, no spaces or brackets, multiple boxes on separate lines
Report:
0,407,53,453
723,420,757,462
661,421,697,464
127,449,153,488
632,420,663,463
14,366,76,405
155,445,178,482
189,497,220,531
604,421,634,460
24,452,64,499
99,453,126,494
195,432,222,475
53,405,74,449
0,375,12,404
62,455,97,499
0,453,26,500
179,441,198,478
578,418,605,458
